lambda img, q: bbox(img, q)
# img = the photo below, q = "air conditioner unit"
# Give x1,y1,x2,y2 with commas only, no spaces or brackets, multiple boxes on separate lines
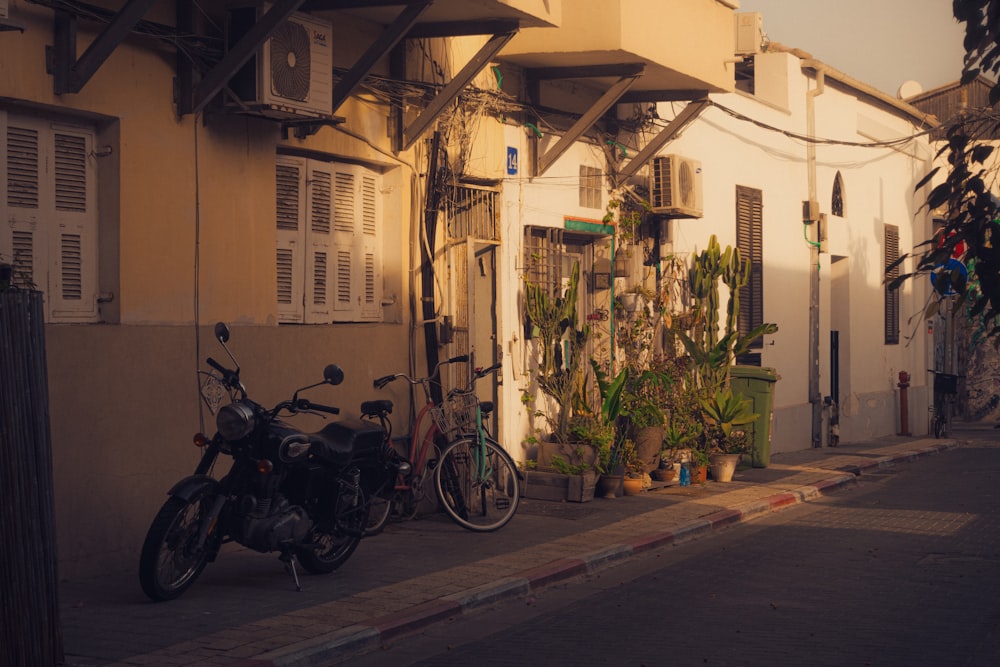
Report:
227,7,333,119
649,155,703,218
734,12,763,56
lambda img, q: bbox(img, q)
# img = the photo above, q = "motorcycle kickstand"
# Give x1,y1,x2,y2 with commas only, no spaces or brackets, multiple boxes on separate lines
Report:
279,551,302,592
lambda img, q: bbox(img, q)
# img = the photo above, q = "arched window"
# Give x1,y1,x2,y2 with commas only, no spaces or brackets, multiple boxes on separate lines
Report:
832,171,845,217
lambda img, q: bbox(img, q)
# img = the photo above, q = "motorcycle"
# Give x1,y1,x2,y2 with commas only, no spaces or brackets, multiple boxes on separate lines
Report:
138,322,403,601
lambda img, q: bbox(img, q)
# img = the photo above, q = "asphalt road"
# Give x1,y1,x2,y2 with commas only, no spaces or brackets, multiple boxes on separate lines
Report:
343,440,1000,666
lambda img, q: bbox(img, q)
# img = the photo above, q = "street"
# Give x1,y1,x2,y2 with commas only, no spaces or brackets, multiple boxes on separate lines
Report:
345,438,1000,666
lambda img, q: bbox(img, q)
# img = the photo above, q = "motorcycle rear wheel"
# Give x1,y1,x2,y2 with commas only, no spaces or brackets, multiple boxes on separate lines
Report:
297,491,368,574
138,495,215,601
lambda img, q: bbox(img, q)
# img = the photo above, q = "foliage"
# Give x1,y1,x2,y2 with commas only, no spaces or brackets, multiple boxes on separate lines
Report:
887,2,1000,345
549,455,592,476
524,261,589,442
700,388,759,453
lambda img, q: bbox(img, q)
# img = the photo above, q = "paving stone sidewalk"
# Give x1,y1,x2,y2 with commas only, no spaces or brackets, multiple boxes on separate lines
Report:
60,434,964,667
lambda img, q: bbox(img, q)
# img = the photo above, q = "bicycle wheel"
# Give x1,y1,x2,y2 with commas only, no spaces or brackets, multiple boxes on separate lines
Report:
364,490,394,536
434,435,520,532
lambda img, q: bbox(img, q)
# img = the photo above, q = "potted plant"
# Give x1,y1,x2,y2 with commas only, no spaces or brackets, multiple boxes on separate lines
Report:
700,387,759,483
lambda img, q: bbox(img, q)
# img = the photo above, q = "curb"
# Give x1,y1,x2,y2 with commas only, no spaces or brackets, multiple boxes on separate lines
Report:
257,443,957,666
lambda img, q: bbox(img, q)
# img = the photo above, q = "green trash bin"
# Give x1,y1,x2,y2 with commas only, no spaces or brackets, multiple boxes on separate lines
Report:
730,366,778,468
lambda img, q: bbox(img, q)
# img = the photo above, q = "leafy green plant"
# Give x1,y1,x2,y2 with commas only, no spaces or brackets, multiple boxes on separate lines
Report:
549,455,592,476
700,388,760,453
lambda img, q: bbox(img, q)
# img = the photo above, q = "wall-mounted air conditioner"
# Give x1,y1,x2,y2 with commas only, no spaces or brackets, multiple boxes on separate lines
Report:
227,7,333,119
649,155,703,218
735,12,763,56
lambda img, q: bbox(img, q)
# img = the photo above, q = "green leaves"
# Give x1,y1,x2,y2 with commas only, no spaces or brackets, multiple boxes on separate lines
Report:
700,388,759,438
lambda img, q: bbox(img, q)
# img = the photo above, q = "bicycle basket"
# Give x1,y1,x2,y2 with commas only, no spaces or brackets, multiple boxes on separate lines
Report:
430,392,480,440
934,373,959,395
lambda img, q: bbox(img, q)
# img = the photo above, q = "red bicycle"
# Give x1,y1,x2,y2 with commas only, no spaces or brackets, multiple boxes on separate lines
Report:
364,354,519,533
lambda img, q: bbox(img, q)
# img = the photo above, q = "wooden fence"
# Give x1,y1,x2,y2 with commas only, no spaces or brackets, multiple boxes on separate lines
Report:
0,289,63,665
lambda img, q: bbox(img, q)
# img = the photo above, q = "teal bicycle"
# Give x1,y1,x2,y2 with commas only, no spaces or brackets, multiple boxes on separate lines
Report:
371,357,519,532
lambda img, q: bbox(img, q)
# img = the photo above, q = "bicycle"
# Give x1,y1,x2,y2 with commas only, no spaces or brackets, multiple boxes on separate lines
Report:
364,355,520,533
928,369,960,438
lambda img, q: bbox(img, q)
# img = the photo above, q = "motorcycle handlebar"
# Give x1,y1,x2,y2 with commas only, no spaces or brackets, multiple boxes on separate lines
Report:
295,398,339,415
206,357,229,374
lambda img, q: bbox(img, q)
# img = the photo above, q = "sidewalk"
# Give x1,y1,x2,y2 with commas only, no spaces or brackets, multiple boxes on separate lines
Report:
60,433,967,666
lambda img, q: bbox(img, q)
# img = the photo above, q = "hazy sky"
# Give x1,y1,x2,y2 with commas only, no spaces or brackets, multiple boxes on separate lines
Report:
737,0,968,97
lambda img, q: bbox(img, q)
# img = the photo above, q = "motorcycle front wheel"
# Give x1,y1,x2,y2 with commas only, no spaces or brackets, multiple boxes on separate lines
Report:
138,494,216,601
297,490,369,574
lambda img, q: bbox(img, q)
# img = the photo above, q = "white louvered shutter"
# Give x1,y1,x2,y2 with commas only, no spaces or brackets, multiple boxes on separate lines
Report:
358,171,382,321
276,156,305,323
49,125,98,320
305,162,333,323
331,166,358,319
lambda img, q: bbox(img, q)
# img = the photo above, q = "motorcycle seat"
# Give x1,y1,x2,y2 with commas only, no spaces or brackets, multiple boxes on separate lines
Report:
308,420,386,466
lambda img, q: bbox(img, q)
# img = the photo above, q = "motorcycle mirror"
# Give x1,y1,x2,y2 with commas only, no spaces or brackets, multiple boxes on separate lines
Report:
214,322,230,343
323,364,345,386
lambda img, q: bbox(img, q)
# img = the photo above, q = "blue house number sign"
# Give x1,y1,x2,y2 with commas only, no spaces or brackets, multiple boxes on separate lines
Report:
507,146,518,175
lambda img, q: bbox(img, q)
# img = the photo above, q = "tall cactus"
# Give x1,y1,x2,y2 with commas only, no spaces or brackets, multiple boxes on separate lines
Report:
525,262,588,442
722,246,750,339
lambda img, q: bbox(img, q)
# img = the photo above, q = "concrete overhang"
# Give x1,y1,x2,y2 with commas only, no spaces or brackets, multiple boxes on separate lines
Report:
307,0,561,29
496,0,736,96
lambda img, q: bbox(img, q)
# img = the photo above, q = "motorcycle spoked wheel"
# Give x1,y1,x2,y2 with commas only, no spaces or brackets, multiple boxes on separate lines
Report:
138,493,217,601
297,490,369,574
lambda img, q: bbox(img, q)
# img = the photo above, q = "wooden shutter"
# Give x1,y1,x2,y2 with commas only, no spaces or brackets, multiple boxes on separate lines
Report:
305,162,333,323
358,171,382,321
276,156,305,323
4,122,41,289
884,224,900,345
49,126,97,320
2,116,98,321
736,185,763,346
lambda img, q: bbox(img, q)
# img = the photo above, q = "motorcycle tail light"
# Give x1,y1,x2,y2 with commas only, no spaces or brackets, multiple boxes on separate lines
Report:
193,433,209,447
257,459,273,474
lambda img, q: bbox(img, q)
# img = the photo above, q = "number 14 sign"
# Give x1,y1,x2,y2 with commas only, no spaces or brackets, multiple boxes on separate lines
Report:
506,147,518,175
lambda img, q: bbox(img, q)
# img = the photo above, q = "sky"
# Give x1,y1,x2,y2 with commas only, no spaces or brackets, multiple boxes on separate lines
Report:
737,0,969,98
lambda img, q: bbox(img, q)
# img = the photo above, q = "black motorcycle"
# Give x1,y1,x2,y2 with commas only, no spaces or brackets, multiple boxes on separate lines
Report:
138,322,402,601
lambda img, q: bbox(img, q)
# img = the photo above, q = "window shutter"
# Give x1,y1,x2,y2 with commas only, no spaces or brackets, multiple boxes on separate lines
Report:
331,167,357,318
305,162,333,323
49,127,97,320
4,123,42,289
736,185,764,346
276,156,305,323
358,172,382,321
2,117,99,321
884,224,900,345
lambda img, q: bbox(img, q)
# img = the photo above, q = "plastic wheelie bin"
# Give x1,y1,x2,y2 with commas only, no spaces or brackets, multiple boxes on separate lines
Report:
730,366,778,468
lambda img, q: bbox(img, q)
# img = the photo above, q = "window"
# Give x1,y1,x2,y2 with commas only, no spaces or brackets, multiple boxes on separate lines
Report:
579,165,602,209
1,113,99,322
884,224,900,345
276,156,383,323
832,171,845,217
736,185,764,348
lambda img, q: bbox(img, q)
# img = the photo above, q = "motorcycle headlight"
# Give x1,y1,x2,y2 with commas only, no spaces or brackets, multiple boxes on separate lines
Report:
279,434,312,462
216,402,255,442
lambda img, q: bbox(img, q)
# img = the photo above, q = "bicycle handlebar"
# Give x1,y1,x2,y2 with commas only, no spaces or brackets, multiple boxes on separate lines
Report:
374,355,477,391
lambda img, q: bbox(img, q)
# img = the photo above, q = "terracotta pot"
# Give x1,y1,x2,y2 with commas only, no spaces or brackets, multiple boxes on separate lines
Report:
622,476,644,496
691,464,708,484
651,467,676,483
597,473,624,498
633,426,664,473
